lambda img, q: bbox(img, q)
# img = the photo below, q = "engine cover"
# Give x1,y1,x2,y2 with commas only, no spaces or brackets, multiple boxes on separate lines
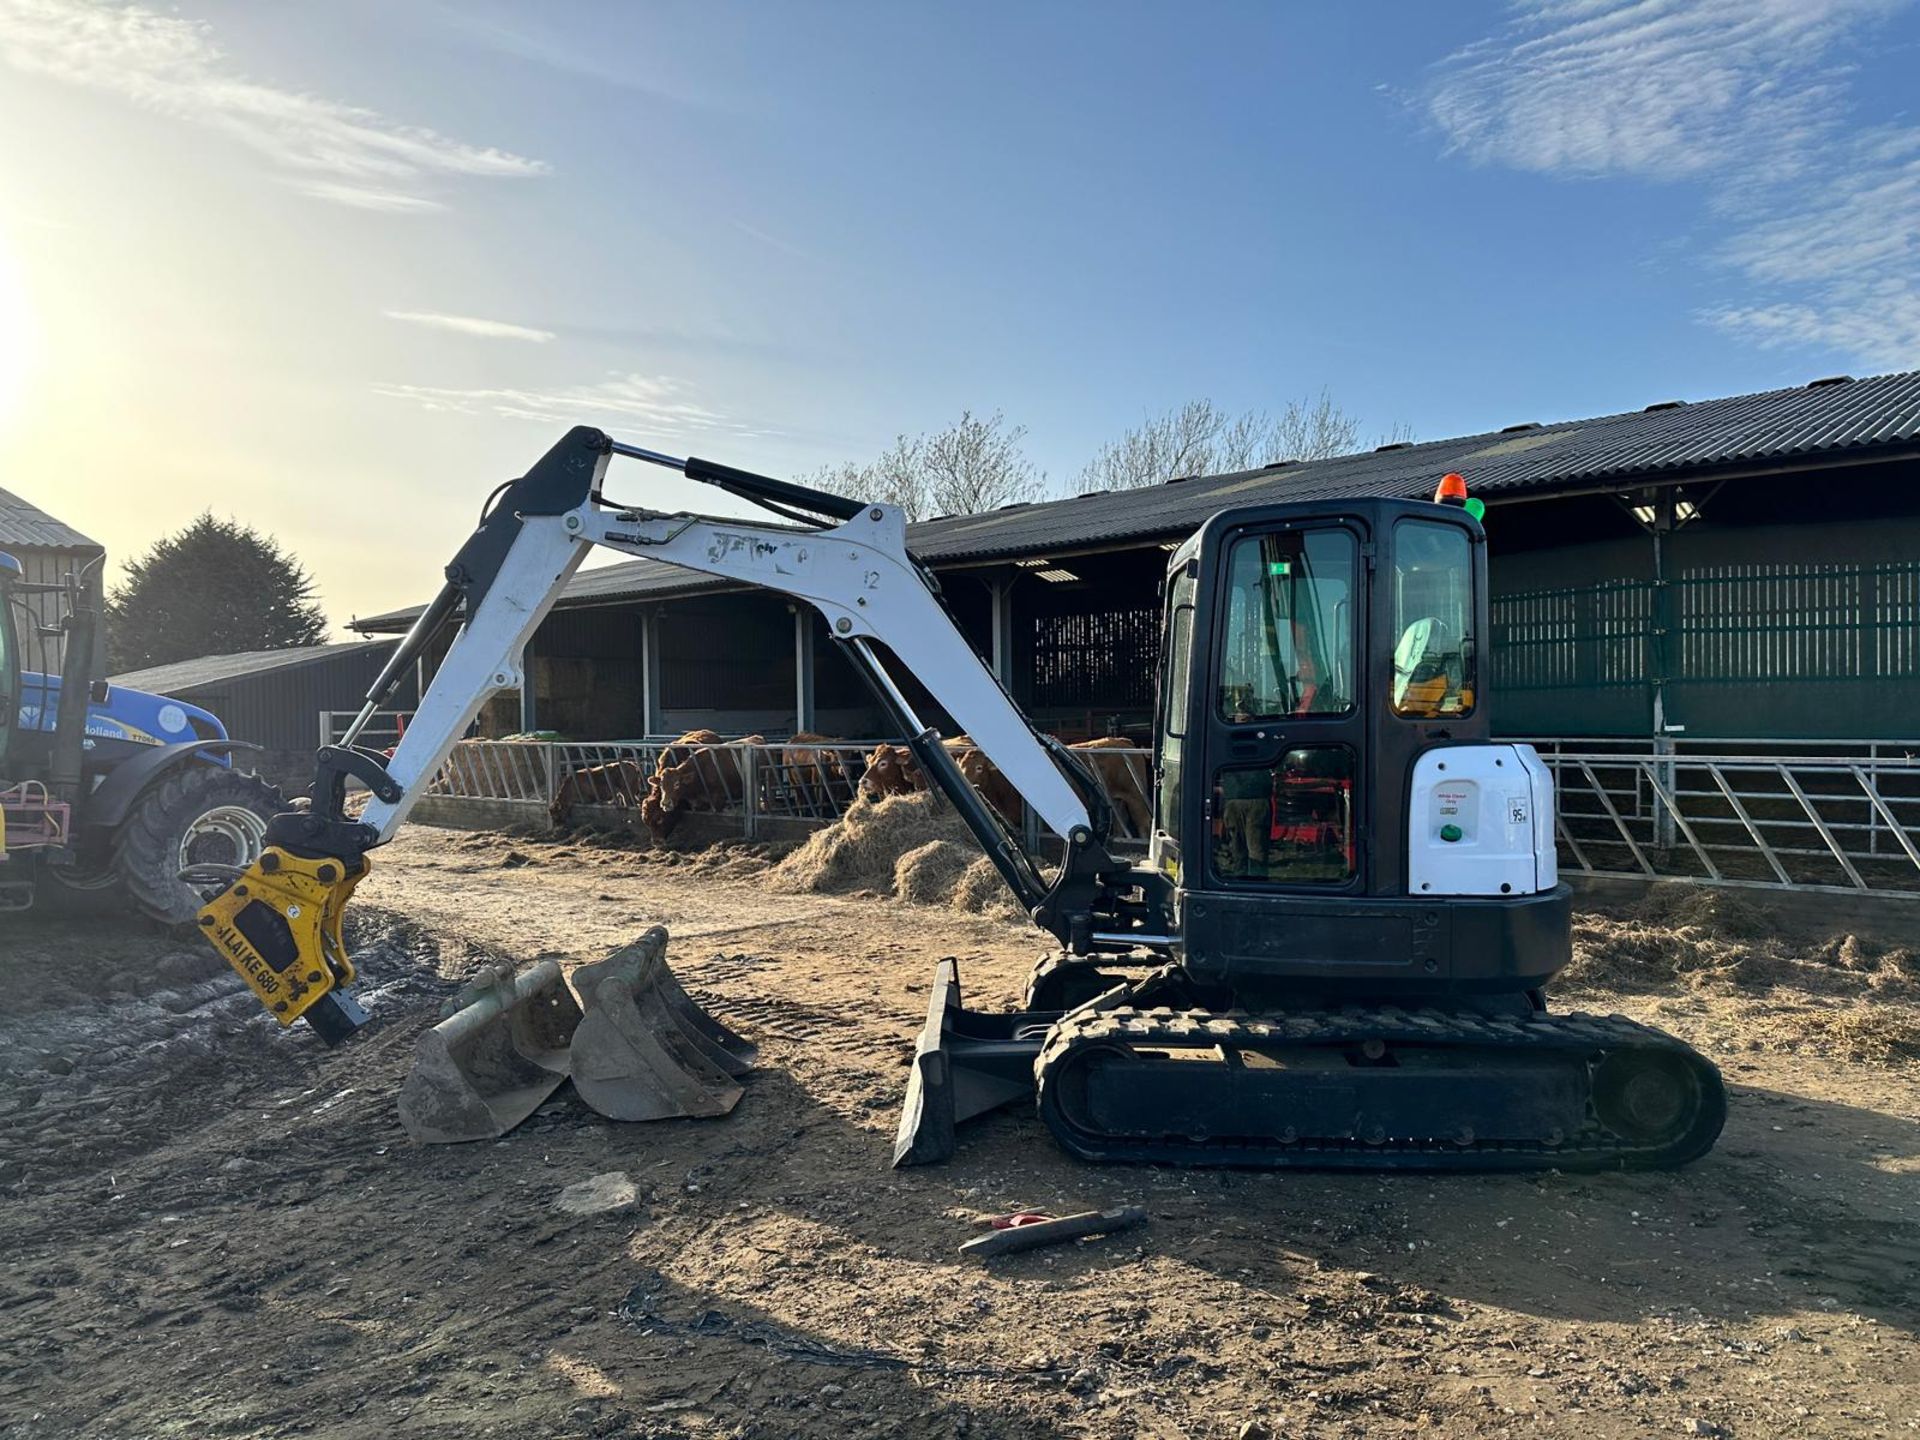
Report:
1407,744,1557,898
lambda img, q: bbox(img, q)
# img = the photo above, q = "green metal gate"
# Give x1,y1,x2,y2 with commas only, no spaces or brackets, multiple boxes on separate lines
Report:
1490,521,1920,742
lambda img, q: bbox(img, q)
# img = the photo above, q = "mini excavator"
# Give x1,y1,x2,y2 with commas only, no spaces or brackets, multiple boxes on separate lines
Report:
197,428,1726,1170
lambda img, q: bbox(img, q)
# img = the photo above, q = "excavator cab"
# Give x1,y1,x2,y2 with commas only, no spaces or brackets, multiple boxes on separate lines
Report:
1146,497,1570,999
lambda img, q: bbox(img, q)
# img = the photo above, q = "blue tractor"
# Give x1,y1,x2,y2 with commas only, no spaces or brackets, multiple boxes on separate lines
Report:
0,549,282,921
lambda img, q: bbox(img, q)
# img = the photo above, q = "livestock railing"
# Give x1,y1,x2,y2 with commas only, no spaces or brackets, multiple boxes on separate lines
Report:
421,737,1920,898
422,737,1156,843
1544,750,1920,897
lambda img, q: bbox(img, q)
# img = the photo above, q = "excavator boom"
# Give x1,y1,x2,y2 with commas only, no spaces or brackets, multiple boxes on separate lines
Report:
198,427,1136,1043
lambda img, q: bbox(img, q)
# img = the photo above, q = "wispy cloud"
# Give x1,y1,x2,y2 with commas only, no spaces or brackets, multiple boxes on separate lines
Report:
0,0,548,212
730,219,816,263
1426,0,1920,366
384,310,557,343
1428,0,1894,180
430,5,716,109
372,373,771,440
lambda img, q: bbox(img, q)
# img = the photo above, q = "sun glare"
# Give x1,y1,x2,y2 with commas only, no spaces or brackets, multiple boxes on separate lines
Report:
0,228,38,436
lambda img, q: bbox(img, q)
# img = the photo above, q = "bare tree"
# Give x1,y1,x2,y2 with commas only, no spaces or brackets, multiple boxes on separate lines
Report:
809,432,930,520
1078,390,1411,492
1073,399,1232,492
919,410,1044,516
811,410,1045,521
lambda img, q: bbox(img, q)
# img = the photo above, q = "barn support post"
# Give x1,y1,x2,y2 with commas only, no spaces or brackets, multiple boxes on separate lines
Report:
518,636,539,734
638,608,662,738
1649,491,1677,853
987,573,1016,687
793,608,816,733
741,744,759,841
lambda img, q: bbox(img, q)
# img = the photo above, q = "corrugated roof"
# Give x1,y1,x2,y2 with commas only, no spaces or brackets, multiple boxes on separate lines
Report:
112,639,394,695
0,486,101,552
354,369,1920,632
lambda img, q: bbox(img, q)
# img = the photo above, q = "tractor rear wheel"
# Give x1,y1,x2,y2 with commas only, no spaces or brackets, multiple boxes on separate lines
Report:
114,767,283,925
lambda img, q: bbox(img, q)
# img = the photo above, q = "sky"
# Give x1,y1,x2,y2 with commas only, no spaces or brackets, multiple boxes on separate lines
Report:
1,0,1917,628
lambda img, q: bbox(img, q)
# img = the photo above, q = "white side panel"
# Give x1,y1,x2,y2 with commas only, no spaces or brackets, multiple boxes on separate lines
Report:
1515,743,1559,888
1407,745,1552,897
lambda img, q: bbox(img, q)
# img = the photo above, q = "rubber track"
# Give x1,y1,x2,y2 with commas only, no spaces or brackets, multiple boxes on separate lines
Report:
1035,1004,1726,1172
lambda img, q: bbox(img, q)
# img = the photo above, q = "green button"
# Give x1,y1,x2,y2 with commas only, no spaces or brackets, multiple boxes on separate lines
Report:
1440,824,1463,842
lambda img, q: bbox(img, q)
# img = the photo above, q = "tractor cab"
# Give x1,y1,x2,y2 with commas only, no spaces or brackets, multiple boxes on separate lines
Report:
1151,492,1567,1000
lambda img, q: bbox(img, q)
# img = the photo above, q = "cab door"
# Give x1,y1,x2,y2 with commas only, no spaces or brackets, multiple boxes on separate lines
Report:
1173,514,1428,987
1199,519,1367,895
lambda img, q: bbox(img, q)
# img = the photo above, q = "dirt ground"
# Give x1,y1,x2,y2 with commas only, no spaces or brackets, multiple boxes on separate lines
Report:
2,824,1917,1440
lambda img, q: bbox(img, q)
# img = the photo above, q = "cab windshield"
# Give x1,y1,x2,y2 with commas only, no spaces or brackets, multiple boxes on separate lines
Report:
1216,530,1354,722
1391,520,1475,717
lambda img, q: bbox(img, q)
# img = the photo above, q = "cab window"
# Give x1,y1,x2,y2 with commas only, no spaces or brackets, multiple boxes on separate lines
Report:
1391,521,1475,718
0,589,12,761
1210,747,1356,885
1215,530,1354,722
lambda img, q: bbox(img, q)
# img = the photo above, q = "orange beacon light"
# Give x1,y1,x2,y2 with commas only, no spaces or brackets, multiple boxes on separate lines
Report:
1433,472,1485,521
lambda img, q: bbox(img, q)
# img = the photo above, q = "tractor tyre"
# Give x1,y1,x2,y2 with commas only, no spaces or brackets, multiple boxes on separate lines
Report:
113,766,283,926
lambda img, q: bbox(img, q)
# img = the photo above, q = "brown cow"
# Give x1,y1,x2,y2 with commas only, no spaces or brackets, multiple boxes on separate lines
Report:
547,758,646,828
1068,736,1153,838
858,741,923,800
651,733,766,825
951,742,1023,828
656,729,723,771
776,732,857,808
856,733,1152,837
633,729,724,840
854,735,1024,826
857,736,978,800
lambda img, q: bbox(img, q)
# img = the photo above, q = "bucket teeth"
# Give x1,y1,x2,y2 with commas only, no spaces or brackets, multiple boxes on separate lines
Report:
398,959,585,1144
568,927,752,1122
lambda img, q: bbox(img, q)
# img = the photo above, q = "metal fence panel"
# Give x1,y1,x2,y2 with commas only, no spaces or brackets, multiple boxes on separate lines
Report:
425,738,1159,848
1544,749,1920,897
423,737,1920,899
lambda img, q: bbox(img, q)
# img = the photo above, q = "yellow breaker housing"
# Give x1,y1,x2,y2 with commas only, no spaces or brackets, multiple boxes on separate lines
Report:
199,848,366,1039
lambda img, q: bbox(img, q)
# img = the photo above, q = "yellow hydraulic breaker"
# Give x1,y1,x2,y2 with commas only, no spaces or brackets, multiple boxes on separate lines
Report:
197,848,368,1044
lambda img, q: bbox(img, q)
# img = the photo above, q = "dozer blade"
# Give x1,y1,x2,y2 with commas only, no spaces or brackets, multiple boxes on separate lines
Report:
568,927,751,1122
398,959,585,1144
893,959,1049,1168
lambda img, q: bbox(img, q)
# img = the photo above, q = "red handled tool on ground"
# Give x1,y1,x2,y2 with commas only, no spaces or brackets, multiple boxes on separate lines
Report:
959,1205,1149,1259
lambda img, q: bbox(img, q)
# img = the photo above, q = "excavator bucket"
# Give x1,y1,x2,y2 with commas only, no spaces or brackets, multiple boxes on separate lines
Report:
568,927,754,1122
398,959,584,1144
